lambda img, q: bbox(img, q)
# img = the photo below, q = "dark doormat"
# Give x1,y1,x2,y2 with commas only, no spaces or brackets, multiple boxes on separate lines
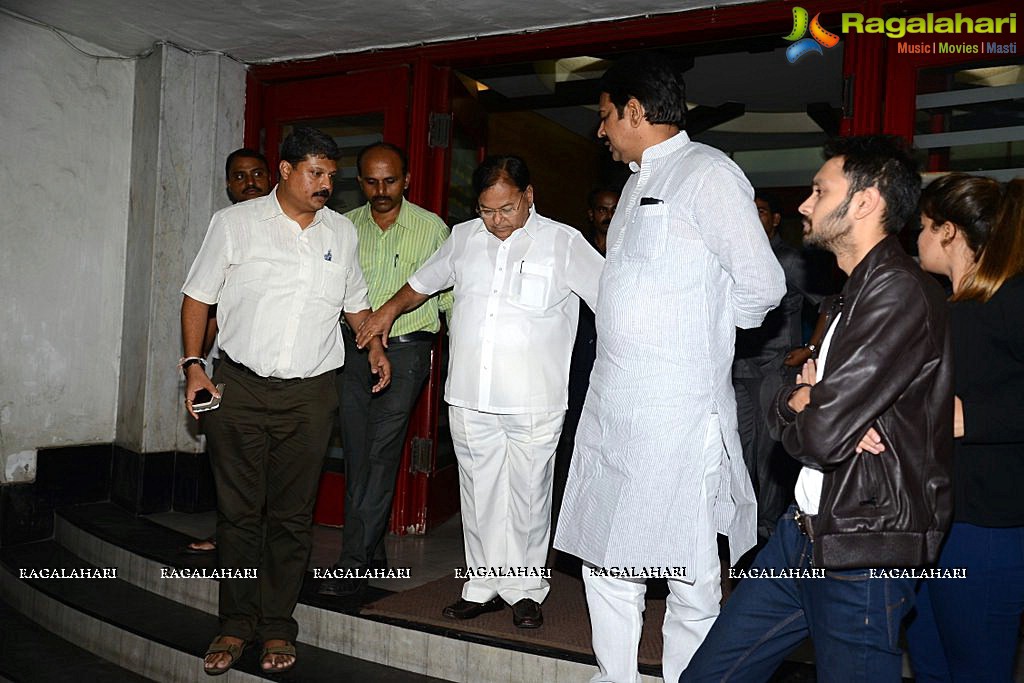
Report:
362,569,665,667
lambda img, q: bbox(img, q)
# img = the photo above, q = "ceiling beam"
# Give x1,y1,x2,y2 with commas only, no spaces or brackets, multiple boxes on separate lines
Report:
806,102,842,137
685,101,745,136
477,78,603,112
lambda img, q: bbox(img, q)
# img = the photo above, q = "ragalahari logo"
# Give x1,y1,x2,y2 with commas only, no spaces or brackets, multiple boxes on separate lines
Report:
784,7,841,63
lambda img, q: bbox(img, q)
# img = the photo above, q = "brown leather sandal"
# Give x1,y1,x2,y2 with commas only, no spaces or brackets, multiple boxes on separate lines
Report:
203,636,245,676
260,641,297,674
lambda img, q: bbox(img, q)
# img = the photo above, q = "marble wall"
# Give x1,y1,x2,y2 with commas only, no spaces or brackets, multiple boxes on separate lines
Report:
115,44,246,455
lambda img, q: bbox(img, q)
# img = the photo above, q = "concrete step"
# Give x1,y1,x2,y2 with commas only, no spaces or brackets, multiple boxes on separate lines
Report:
0,539,447,683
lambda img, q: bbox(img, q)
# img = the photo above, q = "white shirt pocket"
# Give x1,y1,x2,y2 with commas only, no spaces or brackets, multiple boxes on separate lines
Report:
319,261,351,305
512,261,554,309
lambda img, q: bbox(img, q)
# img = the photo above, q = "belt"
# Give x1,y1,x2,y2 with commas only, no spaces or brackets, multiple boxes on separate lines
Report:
793,508,815,540
220,354,302,383
387,331,436,345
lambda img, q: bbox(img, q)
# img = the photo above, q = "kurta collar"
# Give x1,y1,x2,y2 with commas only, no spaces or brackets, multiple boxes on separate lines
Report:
629,130,690,173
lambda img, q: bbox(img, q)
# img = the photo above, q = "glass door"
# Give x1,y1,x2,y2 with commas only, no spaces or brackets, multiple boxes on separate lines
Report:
260,66,410,176
882,1,1022,181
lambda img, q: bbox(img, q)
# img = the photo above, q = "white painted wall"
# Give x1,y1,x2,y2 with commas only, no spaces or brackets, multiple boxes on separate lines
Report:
0,15,134,482
0,16,246,482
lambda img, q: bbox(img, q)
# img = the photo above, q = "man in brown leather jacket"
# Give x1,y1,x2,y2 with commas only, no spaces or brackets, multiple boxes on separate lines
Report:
682,135,953,683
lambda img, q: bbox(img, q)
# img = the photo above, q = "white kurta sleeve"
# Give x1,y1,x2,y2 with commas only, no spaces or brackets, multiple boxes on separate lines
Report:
565,231,604,311
692,160,785,328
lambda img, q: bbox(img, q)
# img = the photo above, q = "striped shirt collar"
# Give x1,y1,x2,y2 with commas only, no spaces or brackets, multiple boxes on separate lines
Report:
629,130,690,173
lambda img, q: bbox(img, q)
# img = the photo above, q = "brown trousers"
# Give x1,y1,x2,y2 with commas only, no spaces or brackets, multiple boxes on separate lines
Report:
202,359,336,642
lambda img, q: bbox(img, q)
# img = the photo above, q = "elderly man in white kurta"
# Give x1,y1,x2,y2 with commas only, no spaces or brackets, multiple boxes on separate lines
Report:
357,155,604,629
554,54,785,683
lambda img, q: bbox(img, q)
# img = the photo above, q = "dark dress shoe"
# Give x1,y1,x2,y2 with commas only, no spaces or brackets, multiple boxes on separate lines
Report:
512,598,543,628
442,596,505,620
317,576,367,597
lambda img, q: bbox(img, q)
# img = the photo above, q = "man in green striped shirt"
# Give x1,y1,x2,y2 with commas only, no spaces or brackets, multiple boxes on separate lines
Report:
318,142,452,598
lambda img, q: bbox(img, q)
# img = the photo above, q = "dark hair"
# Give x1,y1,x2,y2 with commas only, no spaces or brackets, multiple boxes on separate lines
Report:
823,135,920,234
754,190,781,215
599,53,688,128
587,187,620,209
921,174,1024,302
279,127,340,166
357,142,408,176
472,155,530,197
224,148,268,179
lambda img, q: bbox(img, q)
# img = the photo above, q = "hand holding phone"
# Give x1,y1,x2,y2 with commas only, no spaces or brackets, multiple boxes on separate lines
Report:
192,383,225,412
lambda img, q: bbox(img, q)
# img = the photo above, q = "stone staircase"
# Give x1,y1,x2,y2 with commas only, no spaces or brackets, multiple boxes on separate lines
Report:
0,501,640,683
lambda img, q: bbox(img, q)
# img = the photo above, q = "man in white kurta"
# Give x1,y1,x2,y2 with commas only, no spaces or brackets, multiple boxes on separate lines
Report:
356,156,604,628
554,54,785,683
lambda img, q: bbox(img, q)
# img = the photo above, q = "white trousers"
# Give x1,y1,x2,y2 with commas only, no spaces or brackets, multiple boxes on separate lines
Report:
582,415,724,683
449,406,564,605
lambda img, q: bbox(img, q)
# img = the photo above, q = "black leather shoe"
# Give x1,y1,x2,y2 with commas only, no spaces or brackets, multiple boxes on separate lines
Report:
442,596,504,620
511,599,543,628
317,576,367,597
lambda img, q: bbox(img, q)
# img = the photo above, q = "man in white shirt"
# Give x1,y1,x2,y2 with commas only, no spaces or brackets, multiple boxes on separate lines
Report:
553,53,785,683
180,127,390,676
356,155,604,628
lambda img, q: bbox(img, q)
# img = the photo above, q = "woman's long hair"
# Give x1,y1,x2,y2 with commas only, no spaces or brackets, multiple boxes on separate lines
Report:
920,174,1024,302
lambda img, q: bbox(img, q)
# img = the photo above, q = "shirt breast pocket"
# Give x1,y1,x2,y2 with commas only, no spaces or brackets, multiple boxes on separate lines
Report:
319,261,351,305
511,261,554,310
622,204,668,261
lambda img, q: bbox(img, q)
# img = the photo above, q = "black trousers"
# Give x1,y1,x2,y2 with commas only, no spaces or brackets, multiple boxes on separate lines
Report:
203,359,336,642
334,330,432,569
733,365,800,541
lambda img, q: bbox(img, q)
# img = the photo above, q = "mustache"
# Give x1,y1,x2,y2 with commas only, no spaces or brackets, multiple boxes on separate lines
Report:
313,189,331,199
243,185,261,193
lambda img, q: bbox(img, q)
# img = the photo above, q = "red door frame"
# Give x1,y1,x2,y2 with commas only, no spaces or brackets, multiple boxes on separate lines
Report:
245,0,1007,533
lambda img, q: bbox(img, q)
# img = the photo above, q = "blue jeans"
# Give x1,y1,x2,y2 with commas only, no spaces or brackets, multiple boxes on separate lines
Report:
682,506,916,682
906,522,1024,683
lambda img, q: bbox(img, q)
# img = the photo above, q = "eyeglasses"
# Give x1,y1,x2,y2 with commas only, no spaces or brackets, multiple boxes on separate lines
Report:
477,192,526,221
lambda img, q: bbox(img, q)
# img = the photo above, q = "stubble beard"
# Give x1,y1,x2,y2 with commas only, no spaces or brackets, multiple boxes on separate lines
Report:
805,194,853,253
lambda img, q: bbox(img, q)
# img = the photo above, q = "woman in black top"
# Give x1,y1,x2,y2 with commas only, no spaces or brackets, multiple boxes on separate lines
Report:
903,174,1024,682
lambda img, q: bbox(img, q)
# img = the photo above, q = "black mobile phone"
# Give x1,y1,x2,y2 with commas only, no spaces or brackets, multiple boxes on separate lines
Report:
193,384,225,412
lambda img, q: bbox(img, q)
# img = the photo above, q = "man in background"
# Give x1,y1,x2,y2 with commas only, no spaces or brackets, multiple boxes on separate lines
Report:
585,187,618,255
225,148,271,204
186,148,273,555
732,190,819,542
318,142,452,598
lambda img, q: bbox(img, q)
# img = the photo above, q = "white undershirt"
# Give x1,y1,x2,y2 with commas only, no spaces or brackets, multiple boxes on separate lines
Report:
794,313,842,515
